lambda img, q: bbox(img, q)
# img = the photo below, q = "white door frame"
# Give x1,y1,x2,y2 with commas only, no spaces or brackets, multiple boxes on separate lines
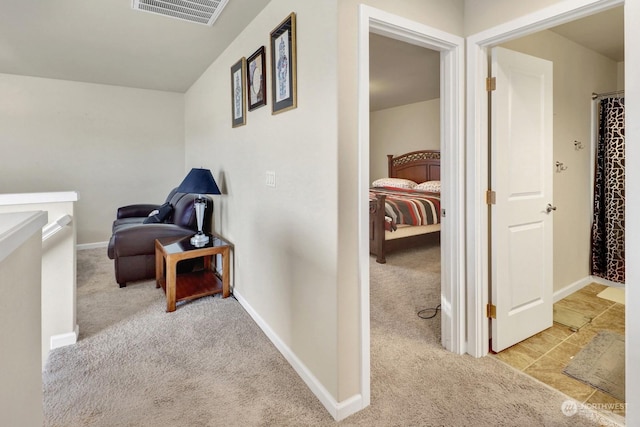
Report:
465,0,624,357
357,4,466,406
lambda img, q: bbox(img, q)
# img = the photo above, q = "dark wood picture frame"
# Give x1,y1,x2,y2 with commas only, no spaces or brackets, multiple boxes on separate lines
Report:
231,57,246,127
247,46,266,111
270,12,297,114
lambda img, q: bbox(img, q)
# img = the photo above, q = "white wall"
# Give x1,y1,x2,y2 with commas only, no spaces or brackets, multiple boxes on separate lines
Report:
185,0,341,403
617,61,625,90
0,74,185,244
501,30,619,292
0,211,46,427
369,99,440,181
464,0,564,35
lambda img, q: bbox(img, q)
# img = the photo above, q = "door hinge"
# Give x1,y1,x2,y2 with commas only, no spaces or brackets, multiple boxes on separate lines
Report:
486,190,496,205
486,303,496,319
486,77,496,91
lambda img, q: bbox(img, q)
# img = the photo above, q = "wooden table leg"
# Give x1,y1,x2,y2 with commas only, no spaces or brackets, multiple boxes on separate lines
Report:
155,243,162,289
222,247,230,298
166,258,177,312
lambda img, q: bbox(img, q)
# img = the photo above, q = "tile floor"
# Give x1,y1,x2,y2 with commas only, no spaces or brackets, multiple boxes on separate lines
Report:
494,283,625,418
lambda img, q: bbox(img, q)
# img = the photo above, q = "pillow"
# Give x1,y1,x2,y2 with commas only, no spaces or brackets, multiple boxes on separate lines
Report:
143,202,173,224
414,180,441,193
371,178,417,189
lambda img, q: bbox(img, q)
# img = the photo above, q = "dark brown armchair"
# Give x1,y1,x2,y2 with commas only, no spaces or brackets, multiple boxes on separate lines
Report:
107,189,212,287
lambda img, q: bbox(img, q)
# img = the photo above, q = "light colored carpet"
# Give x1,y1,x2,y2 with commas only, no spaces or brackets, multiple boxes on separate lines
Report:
42,246,610,426
597,287,626,305
563,331,626,402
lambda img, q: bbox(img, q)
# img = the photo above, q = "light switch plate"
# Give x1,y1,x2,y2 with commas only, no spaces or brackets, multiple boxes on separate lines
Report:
266,171,276,187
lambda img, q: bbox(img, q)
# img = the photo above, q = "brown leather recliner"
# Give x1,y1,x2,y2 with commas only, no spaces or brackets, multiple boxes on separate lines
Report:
107,189,212,287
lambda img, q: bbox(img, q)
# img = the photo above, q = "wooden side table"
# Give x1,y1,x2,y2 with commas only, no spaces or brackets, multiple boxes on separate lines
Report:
155,234,231,312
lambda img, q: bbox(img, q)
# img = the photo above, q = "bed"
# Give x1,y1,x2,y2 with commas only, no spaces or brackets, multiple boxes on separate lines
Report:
369,150,441,264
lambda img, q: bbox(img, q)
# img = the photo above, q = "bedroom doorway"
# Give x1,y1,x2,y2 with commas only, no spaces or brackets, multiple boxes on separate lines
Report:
357,5,466,408
368,33,444,340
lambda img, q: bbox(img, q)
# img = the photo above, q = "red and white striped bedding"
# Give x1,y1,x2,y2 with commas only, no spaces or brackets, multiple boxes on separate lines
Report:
369,187,441,230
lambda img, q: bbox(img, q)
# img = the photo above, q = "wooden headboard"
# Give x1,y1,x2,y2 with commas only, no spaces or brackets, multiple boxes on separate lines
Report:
387,150,440,183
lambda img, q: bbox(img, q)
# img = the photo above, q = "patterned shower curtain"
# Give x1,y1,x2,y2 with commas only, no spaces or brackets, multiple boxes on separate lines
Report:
591,96,625,283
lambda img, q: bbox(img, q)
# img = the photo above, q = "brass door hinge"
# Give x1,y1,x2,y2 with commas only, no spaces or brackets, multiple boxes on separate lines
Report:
486,303,496,319
486,77,496,91
486,190,496,205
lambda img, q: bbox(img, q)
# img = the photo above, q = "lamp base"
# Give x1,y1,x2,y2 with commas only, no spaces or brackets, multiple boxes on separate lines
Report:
191,232,209,247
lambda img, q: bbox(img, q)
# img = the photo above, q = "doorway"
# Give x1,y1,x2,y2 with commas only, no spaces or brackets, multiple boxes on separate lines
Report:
486,6,625,349
368,32,443,343
488,8,625,417
465,0,625,358
357,5,465,407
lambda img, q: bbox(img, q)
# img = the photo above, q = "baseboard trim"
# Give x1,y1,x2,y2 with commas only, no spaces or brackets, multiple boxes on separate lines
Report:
553,275,627,303
335,393,364,421
553,277,593,303
50,324,79,350
77,241,108,250
233,290,363,421
590,276,625,288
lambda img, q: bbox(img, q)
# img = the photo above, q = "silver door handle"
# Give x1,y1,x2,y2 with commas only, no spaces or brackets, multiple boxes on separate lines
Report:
546,204,557,213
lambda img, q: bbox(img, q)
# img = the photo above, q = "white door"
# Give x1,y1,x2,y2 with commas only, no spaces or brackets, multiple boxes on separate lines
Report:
490,47,554,352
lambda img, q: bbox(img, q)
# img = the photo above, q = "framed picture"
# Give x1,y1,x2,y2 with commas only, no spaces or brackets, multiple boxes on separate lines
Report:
231,57,246,127
247,46,266,111
270,12,297,114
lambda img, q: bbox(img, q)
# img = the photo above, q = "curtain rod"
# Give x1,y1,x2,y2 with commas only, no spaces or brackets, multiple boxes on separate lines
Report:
592,90,625,100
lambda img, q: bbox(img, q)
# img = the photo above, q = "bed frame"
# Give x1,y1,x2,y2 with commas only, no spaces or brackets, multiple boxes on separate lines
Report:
369,150,441,264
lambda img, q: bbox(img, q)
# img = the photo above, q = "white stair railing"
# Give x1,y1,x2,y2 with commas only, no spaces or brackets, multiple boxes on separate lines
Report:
42,214,73,242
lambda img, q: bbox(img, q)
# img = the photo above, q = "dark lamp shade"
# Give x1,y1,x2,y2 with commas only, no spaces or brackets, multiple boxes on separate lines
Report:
177,168,221,195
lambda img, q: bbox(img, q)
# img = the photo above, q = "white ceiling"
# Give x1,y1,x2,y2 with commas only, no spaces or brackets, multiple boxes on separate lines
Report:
0,2,624,99
369,6,624,111
0,0,271,93
369,34,441,112
550,6,624,63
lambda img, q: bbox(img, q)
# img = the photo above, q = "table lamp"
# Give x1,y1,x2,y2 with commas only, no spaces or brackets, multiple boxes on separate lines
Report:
176,168,221,247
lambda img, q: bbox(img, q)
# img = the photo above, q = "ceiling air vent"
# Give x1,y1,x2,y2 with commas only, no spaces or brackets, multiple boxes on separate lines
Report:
132,0,229,26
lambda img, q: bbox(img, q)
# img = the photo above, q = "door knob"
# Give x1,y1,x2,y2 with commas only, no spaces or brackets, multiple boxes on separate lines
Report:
546,204,557,213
